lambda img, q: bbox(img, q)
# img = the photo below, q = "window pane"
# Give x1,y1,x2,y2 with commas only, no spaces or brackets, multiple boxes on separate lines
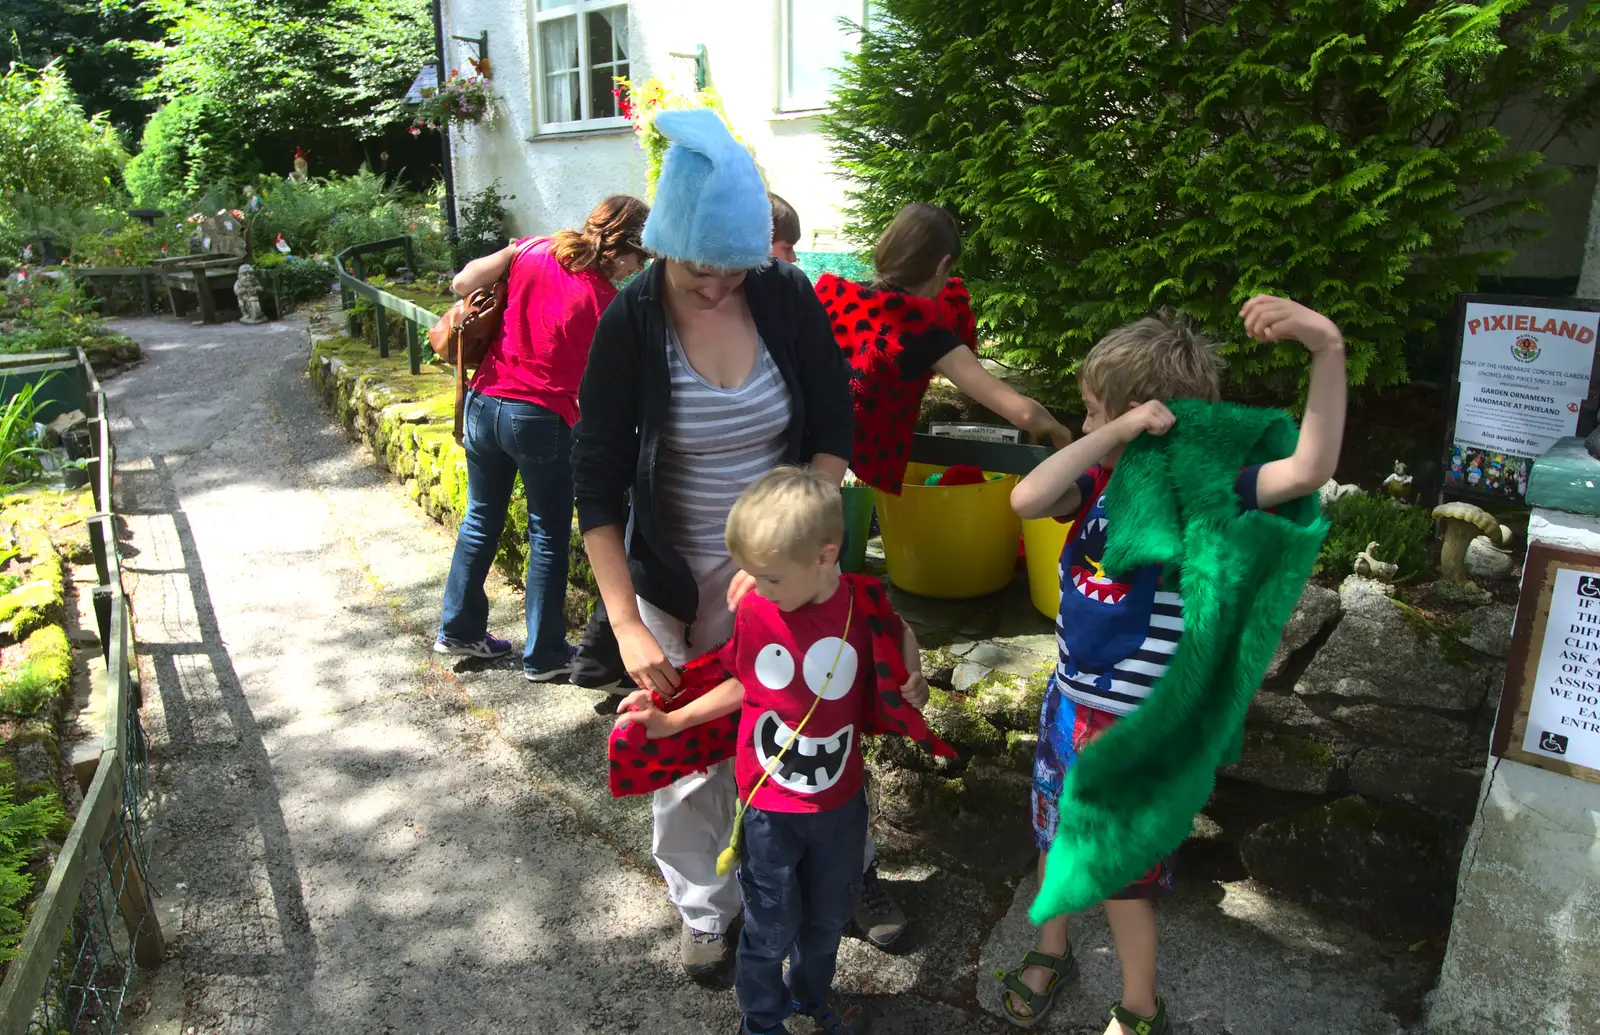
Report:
785,0,861,109
586,6,628,119
536,0,573,10
541,15,580,123
588,9,613,64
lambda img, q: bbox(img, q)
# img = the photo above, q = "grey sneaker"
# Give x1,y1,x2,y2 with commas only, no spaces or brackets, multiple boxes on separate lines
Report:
852,863,906,949
681,922,734,980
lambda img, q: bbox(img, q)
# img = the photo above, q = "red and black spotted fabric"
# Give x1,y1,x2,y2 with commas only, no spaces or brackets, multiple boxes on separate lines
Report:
607,574,957,797
815,274,978,494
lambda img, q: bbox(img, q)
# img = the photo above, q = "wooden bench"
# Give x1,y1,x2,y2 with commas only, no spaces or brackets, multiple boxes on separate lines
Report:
153,214,248,324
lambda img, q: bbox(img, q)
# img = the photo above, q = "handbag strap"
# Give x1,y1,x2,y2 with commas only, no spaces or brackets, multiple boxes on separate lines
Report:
452,317,468,445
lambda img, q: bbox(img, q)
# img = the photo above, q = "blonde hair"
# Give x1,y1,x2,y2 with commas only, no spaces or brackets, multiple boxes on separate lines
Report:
725,467,844,566
1080,310,1225,413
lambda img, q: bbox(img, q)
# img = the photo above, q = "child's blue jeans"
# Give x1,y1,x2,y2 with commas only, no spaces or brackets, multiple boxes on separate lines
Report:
735,793,868,1031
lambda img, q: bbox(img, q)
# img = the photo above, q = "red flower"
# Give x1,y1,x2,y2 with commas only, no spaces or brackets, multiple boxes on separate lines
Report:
409,126,422,137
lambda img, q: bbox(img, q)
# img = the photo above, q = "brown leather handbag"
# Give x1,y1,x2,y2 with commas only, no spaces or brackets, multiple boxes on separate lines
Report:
427,240,533,443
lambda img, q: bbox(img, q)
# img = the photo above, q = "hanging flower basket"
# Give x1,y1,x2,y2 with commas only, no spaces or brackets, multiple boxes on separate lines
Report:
411,70,494,135
613,77,755,200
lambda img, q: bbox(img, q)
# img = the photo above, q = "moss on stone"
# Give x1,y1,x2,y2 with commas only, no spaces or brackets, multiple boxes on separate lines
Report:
922,687,1006,758
1003,730,1039,774
916,627,955,650
0,626,71,717
960,764,1033,817
1393,600,1475,668
973,675,1045,733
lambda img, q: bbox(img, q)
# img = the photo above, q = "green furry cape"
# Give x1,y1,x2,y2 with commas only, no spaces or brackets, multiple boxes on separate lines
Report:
1030,399,1329,924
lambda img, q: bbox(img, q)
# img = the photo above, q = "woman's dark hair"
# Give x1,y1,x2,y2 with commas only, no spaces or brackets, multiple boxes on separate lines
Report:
551,194,649,276
769,192,801,246
872,203,961,291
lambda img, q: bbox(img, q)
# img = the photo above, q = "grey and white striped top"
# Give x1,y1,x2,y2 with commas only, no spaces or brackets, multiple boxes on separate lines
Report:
656,325,794,557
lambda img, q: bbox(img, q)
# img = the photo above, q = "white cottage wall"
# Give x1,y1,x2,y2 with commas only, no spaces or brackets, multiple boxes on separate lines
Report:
438,0,854,242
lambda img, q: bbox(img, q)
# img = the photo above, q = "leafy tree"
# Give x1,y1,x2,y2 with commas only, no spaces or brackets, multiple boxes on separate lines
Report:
0,59,127,205
123,94,253,205
136,0,433,144
0,0,160,134
826,0,1600,400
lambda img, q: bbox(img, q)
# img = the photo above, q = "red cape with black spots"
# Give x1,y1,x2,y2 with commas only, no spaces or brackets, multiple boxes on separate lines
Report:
815,274,977,494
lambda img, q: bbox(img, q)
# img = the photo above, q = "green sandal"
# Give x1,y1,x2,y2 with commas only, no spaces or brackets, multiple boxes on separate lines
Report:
994,948,1078,1028
1109,997,1171,1035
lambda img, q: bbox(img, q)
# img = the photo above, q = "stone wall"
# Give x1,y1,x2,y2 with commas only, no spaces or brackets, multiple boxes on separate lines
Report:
1220,577,1508,937
873,574,1510,937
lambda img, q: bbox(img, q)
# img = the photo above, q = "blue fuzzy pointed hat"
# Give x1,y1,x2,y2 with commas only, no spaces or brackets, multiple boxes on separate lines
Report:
643,108,771,270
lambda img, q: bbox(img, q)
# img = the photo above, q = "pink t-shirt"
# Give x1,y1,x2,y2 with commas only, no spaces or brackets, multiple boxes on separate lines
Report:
470,237,617,425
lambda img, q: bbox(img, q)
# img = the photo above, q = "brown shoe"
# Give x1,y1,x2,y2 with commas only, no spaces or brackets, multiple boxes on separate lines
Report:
851,863,907,949
681,921,735,980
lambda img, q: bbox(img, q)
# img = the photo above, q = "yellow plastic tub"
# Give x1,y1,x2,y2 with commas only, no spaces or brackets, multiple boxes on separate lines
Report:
874,463,1022,598
1023,516,1073,619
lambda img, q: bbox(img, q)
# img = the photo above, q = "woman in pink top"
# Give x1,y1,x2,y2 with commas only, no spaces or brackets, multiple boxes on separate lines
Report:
435,195,649,681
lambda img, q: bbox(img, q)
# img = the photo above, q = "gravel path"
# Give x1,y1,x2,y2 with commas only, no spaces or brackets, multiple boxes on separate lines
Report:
102,314,1425,1035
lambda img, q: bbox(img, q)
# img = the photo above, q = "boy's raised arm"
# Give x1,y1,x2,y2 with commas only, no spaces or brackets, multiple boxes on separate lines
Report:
1243,295,1347,510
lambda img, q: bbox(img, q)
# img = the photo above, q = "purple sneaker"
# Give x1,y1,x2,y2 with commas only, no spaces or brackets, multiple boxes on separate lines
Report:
433,634,513,659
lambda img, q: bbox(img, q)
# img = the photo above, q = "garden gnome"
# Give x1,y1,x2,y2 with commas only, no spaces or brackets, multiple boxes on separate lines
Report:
1382,460,1414,502
234,264,267,324
290,147,310,184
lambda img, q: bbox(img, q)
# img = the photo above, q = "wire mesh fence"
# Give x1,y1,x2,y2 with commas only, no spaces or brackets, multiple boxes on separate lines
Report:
24,731,154,1035
0,351,164,1035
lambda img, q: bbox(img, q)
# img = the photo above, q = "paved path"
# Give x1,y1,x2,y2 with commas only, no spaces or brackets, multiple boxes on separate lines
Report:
104,315,1428,1035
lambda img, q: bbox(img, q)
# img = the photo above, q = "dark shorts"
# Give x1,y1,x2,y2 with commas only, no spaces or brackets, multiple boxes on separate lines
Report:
1032,678,1175,900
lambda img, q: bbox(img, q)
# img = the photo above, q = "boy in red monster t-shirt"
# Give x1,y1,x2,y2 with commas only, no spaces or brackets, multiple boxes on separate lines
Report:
616,467,929,1035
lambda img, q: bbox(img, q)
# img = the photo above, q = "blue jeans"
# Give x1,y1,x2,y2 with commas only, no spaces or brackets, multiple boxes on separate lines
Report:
439,391,572,674
736,793,867,1031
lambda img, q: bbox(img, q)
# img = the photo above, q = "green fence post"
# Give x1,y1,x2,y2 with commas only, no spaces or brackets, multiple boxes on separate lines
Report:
375,302,390,358
406,318,421,375
349,254,366,338
403,236,416,274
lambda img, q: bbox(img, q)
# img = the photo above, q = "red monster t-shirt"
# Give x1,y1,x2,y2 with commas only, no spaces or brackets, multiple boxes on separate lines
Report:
719,582,900,813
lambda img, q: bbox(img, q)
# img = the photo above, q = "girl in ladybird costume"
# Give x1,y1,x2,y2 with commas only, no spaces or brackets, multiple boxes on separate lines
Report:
616,468,951,1035
815,204,1073,494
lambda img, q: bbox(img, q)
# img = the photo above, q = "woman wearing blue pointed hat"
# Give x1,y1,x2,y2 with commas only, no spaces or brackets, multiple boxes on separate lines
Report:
573,109,862,986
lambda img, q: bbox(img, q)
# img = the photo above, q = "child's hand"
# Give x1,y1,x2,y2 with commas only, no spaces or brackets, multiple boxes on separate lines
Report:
613,703,676,739
1110,400,1175,443
900,670,930,711
616,688,657,713
1241,295,1343,354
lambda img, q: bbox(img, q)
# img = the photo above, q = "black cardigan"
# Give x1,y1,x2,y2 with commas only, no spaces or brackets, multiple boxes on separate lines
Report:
573,260,854,625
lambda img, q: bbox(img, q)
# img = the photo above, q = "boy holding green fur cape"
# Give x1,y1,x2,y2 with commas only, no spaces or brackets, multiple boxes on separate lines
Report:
996,296,1346,1033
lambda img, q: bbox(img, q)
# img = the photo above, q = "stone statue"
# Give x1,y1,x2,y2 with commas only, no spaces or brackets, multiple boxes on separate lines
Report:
234,264,267,324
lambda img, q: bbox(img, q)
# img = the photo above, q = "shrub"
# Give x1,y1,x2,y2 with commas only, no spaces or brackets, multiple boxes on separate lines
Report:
0,59,126,207
826,0,1600,402
253,253,335,306
124,95,256,207
452,180,513,268
1319,492,1435,583
0,783,65,960
250,169,449,268
0,278,128,358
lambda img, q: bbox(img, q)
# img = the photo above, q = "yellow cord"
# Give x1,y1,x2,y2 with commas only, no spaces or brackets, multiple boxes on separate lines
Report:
716,592,855,877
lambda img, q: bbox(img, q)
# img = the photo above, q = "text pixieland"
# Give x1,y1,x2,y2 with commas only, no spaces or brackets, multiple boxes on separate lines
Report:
1468,311,1596,343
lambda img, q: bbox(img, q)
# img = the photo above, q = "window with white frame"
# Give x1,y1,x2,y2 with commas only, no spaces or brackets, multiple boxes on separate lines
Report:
532,0,630,131
778,0,866,113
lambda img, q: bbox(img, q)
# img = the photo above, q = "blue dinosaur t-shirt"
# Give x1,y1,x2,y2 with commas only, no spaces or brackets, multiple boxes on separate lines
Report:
1053,464,1262,716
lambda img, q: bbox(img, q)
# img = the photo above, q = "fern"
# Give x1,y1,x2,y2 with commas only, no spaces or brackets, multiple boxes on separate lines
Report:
0,785,64,960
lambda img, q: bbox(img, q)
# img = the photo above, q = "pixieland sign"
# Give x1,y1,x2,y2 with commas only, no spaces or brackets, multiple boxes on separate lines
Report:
1443,294,1600,505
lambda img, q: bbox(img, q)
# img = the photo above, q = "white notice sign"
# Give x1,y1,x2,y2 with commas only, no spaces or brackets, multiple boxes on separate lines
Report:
1521,567,1600,770
1455,302,1597,458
